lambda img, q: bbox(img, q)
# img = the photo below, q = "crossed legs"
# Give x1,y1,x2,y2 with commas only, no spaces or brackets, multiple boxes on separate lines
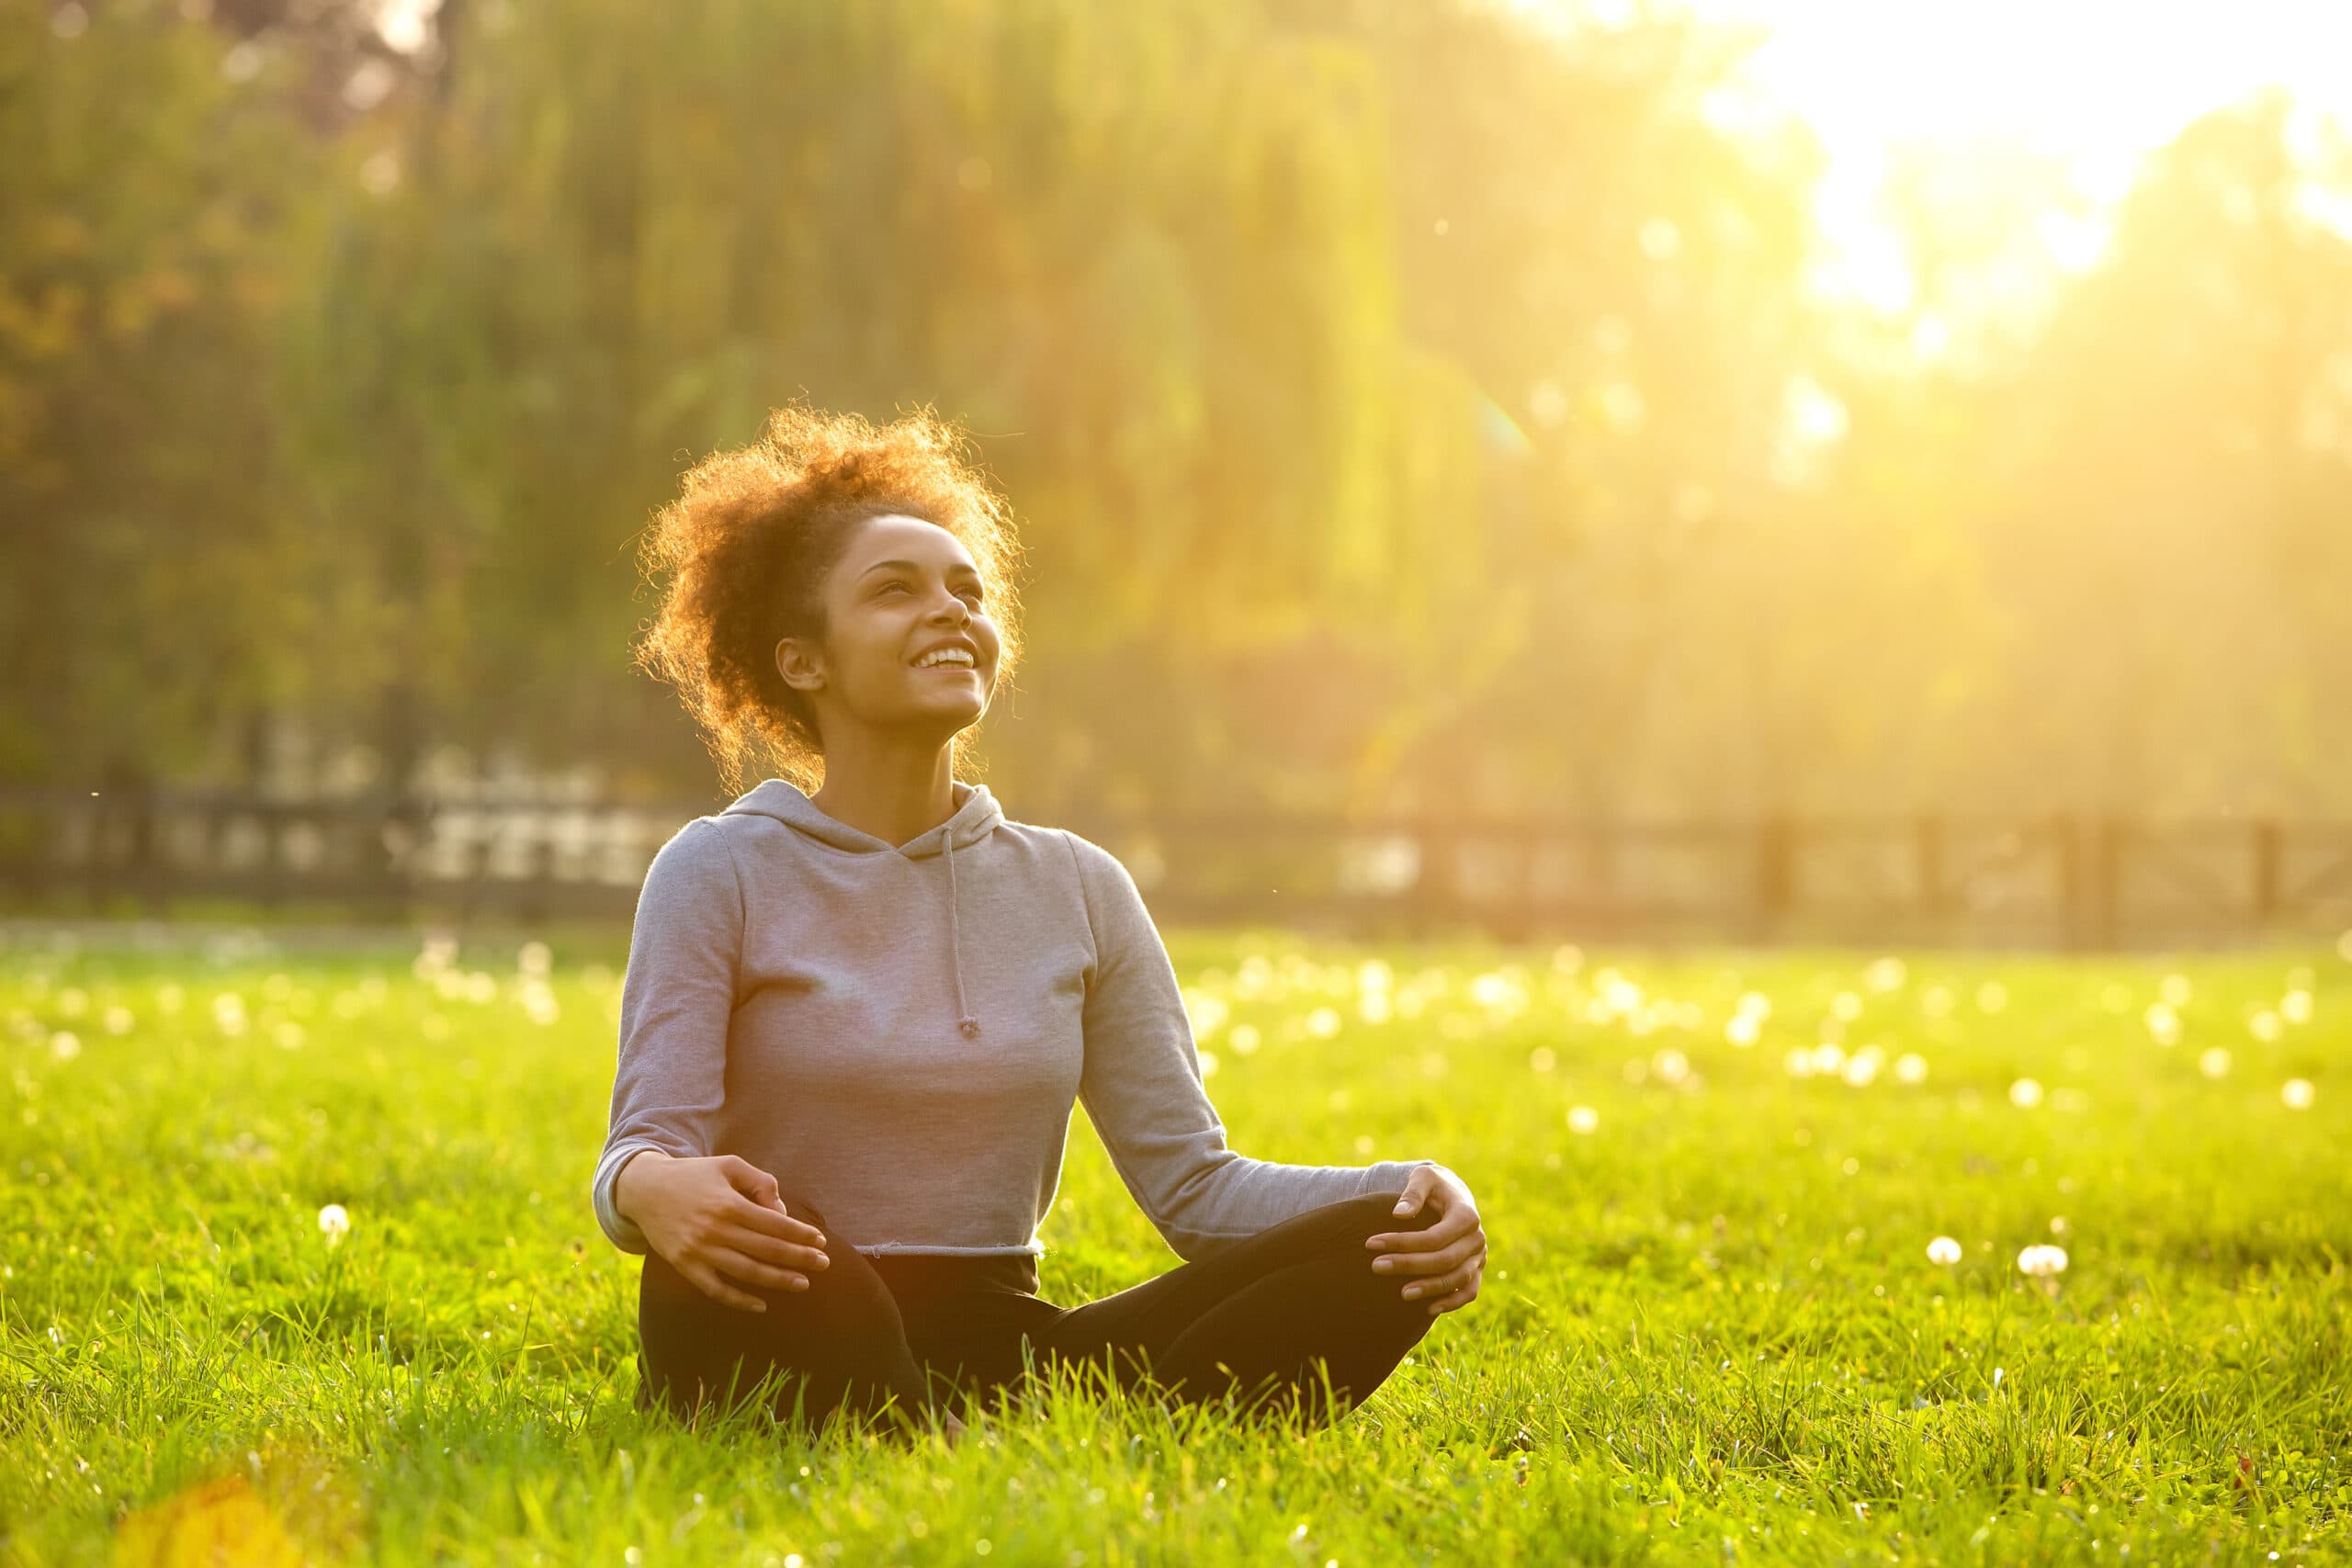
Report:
634,1190,1445,1438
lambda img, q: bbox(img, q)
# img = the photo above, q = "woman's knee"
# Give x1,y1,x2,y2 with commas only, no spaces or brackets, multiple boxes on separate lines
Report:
1307,1190,1443,1252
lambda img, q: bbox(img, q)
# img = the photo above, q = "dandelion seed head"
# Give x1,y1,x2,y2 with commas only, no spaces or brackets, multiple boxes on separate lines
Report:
2008,1077,2044,1109
2199,1047,2232,1079
2017,1244,2068,1278
1926,1235,1963,1266
2281,1077,2316,1110
1566,1105,1600,1134
1894,1052,1929,1084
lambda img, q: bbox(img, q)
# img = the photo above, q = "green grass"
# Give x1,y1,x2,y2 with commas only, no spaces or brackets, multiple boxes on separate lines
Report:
3,923,2348,1565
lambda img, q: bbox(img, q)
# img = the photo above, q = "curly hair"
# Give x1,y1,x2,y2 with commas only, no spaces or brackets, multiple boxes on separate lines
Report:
630,400,1028,797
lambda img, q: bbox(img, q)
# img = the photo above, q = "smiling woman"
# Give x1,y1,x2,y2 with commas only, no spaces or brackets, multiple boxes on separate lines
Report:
603,400,1486,1445
628,399,1031,803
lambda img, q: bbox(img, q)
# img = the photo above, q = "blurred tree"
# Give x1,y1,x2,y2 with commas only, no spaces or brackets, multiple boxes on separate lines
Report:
0,0,329,785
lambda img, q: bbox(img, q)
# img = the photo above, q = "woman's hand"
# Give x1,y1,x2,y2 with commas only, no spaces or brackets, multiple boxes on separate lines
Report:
1363,1163,1487,1317
616,1151,831,1313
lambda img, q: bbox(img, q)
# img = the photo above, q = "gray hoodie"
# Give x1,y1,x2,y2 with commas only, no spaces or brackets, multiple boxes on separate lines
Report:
592,776,1434,1261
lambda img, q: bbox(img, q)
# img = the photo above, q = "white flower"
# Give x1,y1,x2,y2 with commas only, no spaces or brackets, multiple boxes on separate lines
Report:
318,1203,350,1245
1926,1235,1963,1266
2008,1077,2044,1109
2017,1244,2068,1278
2281,1077,2316,1111
1566,1105,1599,1134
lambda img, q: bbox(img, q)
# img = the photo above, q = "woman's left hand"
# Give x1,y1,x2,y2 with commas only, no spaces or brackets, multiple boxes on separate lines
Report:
1364,1163,1486,1317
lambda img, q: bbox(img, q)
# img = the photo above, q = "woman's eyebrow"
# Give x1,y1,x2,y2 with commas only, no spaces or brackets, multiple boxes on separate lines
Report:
860,558,980,580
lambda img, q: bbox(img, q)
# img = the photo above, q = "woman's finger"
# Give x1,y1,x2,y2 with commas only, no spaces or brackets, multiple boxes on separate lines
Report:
1371,1228,1486,1276
1416,1253,1487,1314
707,1244,813,1296
1395,1247,1485,1301
729,1195,829,1251
684,1259,771,1314
719,1220,831,1275
1366,1204,1479,1254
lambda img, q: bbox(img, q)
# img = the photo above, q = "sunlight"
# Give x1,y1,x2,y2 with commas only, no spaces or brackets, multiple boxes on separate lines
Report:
1524,0,2352,312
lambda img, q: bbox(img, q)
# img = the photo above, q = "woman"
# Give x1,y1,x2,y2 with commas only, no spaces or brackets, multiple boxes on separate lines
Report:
594,402,1487,1445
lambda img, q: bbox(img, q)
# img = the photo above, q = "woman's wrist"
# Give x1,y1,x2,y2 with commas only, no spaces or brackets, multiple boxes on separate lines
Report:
613,1147,675,1224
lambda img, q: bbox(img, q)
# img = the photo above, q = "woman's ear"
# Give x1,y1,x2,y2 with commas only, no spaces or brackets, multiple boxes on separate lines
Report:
775,636,824,692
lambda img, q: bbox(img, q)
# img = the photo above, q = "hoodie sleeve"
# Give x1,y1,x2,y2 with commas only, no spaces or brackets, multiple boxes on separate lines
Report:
1064,831,1435,1264
590,816,744,1256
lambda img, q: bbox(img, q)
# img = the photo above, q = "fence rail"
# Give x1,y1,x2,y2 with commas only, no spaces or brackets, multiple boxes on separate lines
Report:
3,785,2349,949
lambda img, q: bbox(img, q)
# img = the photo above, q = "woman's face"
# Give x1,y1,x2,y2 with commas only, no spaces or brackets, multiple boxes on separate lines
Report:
779,513,1001,739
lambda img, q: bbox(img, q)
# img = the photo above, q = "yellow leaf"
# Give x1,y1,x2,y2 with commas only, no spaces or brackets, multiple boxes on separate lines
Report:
110,1474,308,1568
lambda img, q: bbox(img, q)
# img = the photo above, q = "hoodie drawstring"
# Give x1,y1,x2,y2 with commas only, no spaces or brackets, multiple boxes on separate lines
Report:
944,829,980,1040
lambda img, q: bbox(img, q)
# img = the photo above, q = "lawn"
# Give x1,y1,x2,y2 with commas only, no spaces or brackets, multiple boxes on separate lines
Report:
3,922,2346,1565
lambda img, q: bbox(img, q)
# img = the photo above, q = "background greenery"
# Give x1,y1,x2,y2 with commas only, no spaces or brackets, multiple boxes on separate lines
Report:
11,0,2352,818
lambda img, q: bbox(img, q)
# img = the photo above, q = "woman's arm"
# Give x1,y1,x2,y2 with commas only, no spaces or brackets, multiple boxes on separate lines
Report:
1063,830,1435,1263
592,816,746,1254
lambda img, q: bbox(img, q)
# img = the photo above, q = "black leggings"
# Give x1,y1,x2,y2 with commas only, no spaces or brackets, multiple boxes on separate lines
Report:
635,1190,1444,1438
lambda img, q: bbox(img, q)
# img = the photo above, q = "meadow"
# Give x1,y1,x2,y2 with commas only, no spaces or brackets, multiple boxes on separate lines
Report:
2,921,2346,1565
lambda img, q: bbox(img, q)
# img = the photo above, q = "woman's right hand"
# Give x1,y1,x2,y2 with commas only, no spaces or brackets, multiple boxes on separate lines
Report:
616,1151,831,1312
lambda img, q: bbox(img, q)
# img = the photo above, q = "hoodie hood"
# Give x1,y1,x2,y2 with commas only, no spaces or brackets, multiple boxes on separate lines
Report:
720,777,1005,1040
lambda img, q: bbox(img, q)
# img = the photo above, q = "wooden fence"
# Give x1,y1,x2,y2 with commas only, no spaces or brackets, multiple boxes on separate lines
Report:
3,784,2349,949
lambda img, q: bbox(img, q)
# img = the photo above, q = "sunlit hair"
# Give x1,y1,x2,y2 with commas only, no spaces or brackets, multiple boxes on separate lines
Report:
631,400,1027,796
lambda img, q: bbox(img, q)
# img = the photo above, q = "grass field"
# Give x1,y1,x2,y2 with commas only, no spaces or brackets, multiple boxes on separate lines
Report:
3,922,2347,1565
